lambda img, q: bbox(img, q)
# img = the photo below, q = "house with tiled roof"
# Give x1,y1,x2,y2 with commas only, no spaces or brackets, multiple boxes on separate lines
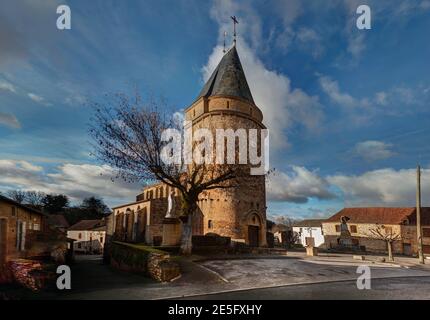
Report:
322,207,430,256
292,219,325,248
67,219,106,254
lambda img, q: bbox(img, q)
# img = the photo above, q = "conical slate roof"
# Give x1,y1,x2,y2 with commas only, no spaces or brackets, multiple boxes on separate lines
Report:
197,46,254,104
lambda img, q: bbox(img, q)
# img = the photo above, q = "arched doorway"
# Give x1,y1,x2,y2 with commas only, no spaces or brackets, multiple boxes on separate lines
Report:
245,212,262,247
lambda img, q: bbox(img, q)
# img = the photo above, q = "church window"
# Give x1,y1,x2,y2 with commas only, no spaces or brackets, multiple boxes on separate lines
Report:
208,220,213,229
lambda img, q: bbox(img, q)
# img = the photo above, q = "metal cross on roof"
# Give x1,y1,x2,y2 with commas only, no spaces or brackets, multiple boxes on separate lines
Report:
231,15,239,46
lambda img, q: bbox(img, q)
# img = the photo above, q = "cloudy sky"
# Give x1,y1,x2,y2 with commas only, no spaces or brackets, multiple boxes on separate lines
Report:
1,0,430,219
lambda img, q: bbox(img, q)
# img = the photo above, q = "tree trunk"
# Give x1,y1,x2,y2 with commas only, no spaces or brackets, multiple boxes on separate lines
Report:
387,241,394,262
180,214,193,255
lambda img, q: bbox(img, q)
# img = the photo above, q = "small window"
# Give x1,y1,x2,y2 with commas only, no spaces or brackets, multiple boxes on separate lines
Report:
100,237,104,243
226,101,230,109
335,225,341,232
11,206,16,216
350,225,357,233
208,220,213,229
78,233,82,239
193,109,196,117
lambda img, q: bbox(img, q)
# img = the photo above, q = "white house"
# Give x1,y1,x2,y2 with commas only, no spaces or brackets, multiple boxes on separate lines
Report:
67,220,106,254
292,219,325,248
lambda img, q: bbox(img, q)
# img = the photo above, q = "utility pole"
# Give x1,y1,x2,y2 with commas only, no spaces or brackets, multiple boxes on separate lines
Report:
416,165,425,264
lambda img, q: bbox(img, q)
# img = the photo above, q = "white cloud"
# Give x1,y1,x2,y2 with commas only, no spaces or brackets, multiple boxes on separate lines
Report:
0,160,141,206
353,140,395,161
0,80,16,93
328,167,430,207
0,112,21,129
203,0,324,149
375,91,388,106
318,74,359,109
267,166,335,203
28,92,45,103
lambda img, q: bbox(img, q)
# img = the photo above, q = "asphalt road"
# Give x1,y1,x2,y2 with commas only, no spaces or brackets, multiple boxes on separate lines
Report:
180,276,430,300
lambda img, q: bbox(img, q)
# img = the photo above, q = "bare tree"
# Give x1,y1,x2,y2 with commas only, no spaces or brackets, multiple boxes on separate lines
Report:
367,225,401,262
24,191,46,207
275,216,299,227
89,93,251,254
7,190,27,204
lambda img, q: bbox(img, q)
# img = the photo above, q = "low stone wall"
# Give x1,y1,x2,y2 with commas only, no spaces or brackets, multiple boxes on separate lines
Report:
110,242,180,282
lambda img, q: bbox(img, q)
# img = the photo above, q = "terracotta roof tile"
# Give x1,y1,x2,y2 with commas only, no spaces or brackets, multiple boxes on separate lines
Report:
325,207,430,225
293,219,325,227
68,219,105,231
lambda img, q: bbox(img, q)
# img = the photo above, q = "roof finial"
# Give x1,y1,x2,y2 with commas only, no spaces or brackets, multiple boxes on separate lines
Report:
223,31,227,53
231,15,239,46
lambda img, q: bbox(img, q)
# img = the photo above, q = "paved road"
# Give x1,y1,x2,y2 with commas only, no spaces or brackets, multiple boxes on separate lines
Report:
179,276,430,300
33,255,430,300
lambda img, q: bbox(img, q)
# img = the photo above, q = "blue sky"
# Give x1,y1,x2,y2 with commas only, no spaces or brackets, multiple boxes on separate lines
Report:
1,0,430,220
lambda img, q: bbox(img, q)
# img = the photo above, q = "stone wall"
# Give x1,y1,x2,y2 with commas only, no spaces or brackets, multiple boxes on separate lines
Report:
110,242,180,282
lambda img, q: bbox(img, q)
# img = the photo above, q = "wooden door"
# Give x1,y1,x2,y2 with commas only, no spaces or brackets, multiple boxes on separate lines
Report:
248,225,260,247
0,219,7,264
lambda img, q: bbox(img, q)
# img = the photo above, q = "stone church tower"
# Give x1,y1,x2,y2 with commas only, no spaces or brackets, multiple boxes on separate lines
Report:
184,46,267,247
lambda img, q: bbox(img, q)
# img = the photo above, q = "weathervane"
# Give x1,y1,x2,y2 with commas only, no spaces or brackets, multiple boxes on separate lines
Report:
231,15,239,46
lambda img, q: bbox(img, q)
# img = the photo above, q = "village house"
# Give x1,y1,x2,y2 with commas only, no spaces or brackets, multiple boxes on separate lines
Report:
0,195,45,266
322,207,430,256
47,214,70,234
67,219,106,254
292,219,325,248
112,46,268,248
